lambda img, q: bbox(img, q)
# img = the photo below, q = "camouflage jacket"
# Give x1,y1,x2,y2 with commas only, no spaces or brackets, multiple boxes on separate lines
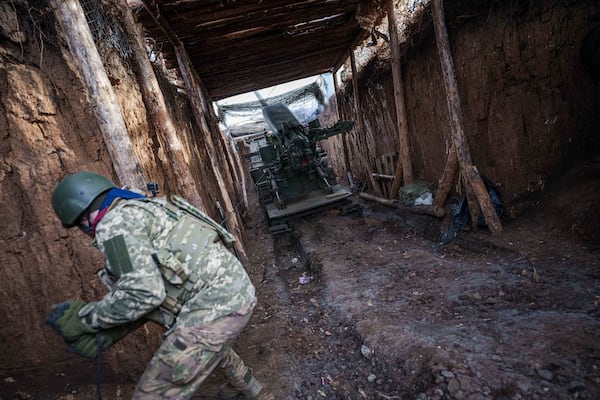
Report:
78,197,256,330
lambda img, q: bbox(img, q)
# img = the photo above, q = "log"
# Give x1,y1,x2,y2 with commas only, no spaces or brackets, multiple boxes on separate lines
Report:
333,71,351,178
433,141,458,208
214,121,246,218
175,46,249,265
332,70,341,120
467,165,498,228
360,192,394,205
386,0,414,199
462,173,482,230
350,50,380,196
359,192,445,218
141,0,249,264
116,0,204,209
50,0,145,190
332,70,352,176
227,136,249,217
431,0,502,233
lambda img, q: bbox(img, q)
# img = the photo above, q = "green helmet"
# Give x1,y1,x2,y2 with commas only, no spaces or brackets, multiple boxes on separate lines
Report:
52,171,116,227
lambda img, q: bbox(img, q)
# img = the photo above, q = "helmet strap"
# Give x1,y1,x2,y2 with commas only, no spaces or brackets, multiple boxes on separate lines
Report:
78,210,94,234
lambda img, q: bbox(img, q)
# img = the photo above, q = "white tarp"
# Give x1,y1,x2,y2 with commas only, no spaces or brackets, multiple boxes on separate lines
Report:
215,74,334,138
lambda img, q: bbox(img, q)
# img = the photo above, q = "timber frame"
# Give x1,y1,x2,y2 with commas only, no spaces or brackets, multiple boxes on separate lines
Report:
53,0,504,241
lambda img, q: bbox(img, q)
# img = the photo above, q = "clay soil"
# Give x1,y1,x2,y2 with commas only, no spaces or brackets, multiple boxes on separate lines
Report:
3,162,599,400
231,162,600,400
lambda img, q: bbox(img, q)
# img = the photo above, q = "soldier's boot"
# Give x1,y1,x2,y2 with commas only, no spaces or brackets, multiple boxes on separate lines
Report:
217,383,243,399
252,390,275,400
218,348,273,400
218,382,275,400
218,363,262,399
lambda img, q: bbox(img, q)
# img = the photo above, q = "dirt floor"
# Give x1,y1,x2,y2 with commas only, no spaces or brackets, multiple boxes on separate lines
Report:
233,171,600,400
3,162,599,400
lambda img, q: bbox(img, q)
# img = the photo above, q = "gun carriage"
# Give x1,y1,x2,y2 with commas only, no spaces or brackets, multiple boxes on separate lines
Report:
248,103,355,232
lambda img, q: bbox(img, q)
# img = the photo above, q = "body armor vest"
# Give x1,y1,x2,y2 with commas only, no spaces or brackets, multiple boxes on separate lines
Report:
100,195,236,329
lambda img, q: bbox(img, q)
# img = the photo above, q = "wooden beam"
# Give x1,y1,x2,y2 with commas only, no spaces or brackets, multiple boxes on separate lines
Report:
332,67,352,175
433,142,459,209
50,0,145,190
431,0,502,233
350,50,380,195
359,192,445,218
117,0,204,209
141,0,249,263
387,0,414,200
332,69,341,120
175,45,249,265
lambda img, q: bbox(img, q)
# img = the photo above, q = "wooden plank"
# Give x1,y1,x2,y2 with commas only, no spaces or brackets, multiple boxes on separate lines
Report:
376,156,388,198
160,0,360,30
433,142,458,209
135,0,367,100
385,153,395,196
167,3,359,36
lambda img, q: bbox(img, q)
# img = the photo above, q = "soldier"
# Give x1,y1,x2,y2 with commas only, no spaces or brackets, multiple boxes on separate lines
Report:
46,171,273,400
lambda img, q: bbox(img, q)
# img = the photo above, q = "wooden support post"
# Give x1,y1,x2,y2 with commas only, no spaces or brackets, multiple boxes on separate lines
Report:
332,70,341,120
431,0,502,233
227,137,248,216
215,124,245,217
350,50,380,195
50,0,145,190
176,46,249,265
433,142,458,209
141,0,249,263
175,48,248,265
386,0,414,199
116,0,204,209
333,66,352,177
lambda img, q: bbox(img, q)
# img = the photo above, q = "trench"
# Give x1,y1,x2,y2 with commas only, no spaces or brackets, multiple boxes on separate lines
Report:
238,187,600,400
254,219,432,400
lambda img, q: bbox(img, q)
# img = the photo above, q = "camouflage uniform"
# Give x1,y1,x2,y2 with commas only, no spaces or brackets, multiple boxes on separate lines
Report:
77,197,262,399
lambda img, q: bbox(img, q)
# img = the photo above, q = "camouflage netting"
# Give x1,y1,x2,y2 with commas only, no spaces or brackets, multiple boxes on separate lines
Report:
81,0,132,59
215,75,333,138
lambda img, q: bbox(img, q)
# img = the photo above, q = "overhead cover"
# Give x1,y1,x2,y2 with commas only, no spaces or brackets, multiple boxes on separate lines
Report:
130,0,378,100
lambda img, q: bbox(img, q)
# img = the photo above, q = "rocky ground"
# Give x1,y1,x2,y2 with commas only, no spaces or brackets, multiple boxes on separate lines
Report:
235,196,600,400
2,162,599,400
232,159,600,400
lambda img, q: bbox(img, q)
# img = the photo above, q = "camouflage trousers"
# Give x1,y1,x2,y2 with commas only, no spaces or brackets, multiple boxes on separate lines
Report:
133,299,257,399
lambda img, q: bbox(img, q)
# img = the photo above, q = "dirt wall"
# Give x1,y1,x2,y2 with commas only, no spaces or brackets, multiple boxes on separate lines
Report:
323,0,600,217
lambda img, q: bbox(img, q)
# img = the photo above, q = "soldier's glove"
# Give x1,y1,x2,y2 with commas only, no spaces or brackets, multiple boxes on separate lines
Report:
46,300,96,342
67,321,144,359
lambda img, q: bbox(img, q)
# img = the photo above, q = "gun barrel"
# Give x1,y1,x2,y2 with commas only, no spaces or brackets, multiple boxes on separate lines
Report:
310,120,354,141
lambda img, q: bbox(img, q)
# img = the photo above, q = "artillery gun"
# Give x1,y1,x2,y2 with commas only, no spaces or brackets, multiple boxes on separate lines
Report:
248,103,356,232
